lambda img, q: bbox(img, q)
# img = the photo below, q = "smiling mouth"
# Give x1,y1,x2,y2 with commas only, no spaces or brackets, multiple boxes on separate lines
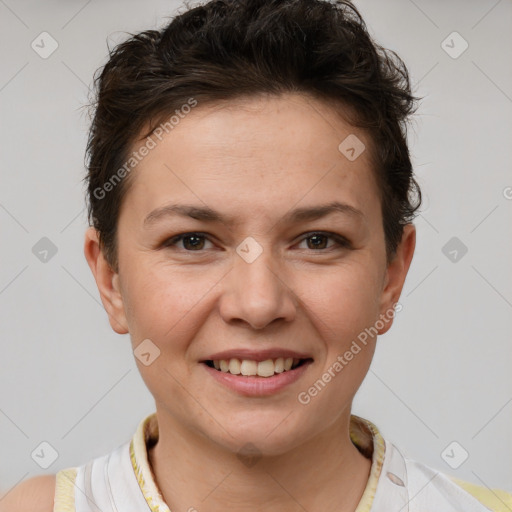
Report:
203,357,313,378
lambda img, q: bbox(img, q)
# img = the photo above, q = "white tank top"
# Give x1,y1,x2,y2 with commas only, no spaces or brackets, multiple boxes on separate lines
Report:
53,412,506,512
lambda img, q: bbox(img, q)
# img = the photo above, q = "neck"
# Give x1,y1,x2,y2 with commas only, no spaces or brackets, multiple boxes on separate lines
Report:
148,410,372,512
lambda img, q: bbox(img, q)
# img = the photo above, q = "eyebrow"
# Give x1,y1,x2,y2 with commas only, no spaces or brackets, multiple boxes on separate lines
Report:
143,201,364,228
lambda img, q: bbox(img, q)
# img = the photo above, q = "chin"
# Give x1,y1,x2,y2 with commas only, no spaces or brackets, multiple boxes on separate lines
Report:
206,408,311,457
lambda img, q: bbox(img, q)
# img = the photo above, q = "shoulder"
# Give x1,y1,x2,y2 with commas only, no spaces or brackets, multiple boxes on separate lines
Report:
403,455,512,512
0,475,56,512
374,439,511,512
450,475,512,512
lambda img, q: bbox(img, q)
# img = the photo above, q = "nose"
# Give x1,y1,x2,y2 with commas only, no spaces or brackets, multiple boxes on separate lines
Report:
218,246,297,330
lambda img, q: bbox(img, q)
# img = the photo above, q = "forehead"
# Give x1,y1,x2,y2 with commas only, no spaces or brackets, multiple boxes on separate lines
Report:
119,93,380,226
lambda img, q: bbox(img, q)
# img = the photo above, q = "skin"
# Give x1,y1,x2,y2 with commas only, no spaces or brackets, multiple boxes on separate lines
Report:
0,475,55,512
84,92,415,512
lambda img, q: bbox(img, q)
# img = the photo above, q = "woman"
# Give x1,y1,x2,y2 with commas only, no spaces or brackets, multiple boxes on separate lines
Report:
6,0,511,510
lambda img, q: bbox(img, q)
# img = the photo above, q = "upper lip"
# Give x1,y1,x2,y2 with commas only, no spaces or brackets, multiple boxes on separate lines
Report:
203,348,313,363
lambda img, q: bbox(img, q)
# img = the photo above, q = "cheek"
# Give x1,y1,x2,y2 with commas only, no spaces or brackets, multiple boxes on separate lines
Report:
121,257,223,346
293,263,381,426
121,261,218,401
298,260,383,348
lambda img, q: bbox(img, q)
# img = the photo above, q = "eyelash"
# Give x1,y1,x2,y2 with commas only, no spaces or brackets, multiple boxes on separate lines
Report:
161,231,352,252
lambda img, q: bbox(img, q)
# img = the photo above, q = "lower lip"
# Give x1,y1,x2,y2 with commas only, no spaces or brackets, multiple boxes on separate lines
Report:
202,361,312,396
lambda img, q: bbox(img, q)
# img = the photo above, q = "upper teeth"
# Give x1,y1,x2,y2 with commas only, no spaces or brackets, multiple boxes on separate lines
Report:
212,357,299,377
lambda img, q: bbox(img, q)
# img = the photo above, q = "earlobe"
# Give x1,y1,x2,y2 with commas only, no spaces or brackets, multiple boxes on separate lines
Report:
83,227,129,335
377,224,416,335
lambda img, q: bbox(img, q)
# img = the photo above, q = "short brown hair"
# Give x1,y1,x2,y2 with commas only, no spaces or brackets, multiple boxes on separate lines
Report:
84,0,421,272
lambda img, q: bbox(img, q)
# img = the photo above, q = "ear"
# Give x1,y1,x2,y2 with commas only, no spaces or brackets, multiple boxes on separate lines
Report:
377,223,416,335
83,226,129,335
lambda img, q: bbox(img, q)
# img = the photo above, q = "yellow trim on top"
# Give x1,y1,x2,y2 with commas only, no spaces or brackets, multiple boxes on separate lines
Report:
54,468,77,512
129,414,171,512
49,413,512,512
352,415,386,512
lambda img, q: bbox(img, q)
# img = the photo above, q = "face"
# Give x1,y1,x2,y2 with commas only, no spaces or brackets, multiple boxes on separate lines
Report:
85,93,415,456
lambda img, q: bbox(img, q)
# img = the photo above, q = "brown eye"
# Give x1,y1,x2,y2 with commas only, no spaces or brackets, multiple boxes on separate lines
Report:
298,232,351,251
305,234,329,250
181,234,206,250
163,233,213,251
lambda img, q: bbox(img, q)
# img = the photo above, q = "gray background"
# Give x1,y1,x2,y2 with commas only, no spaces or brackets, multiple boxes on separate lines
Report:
1,0,511,498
